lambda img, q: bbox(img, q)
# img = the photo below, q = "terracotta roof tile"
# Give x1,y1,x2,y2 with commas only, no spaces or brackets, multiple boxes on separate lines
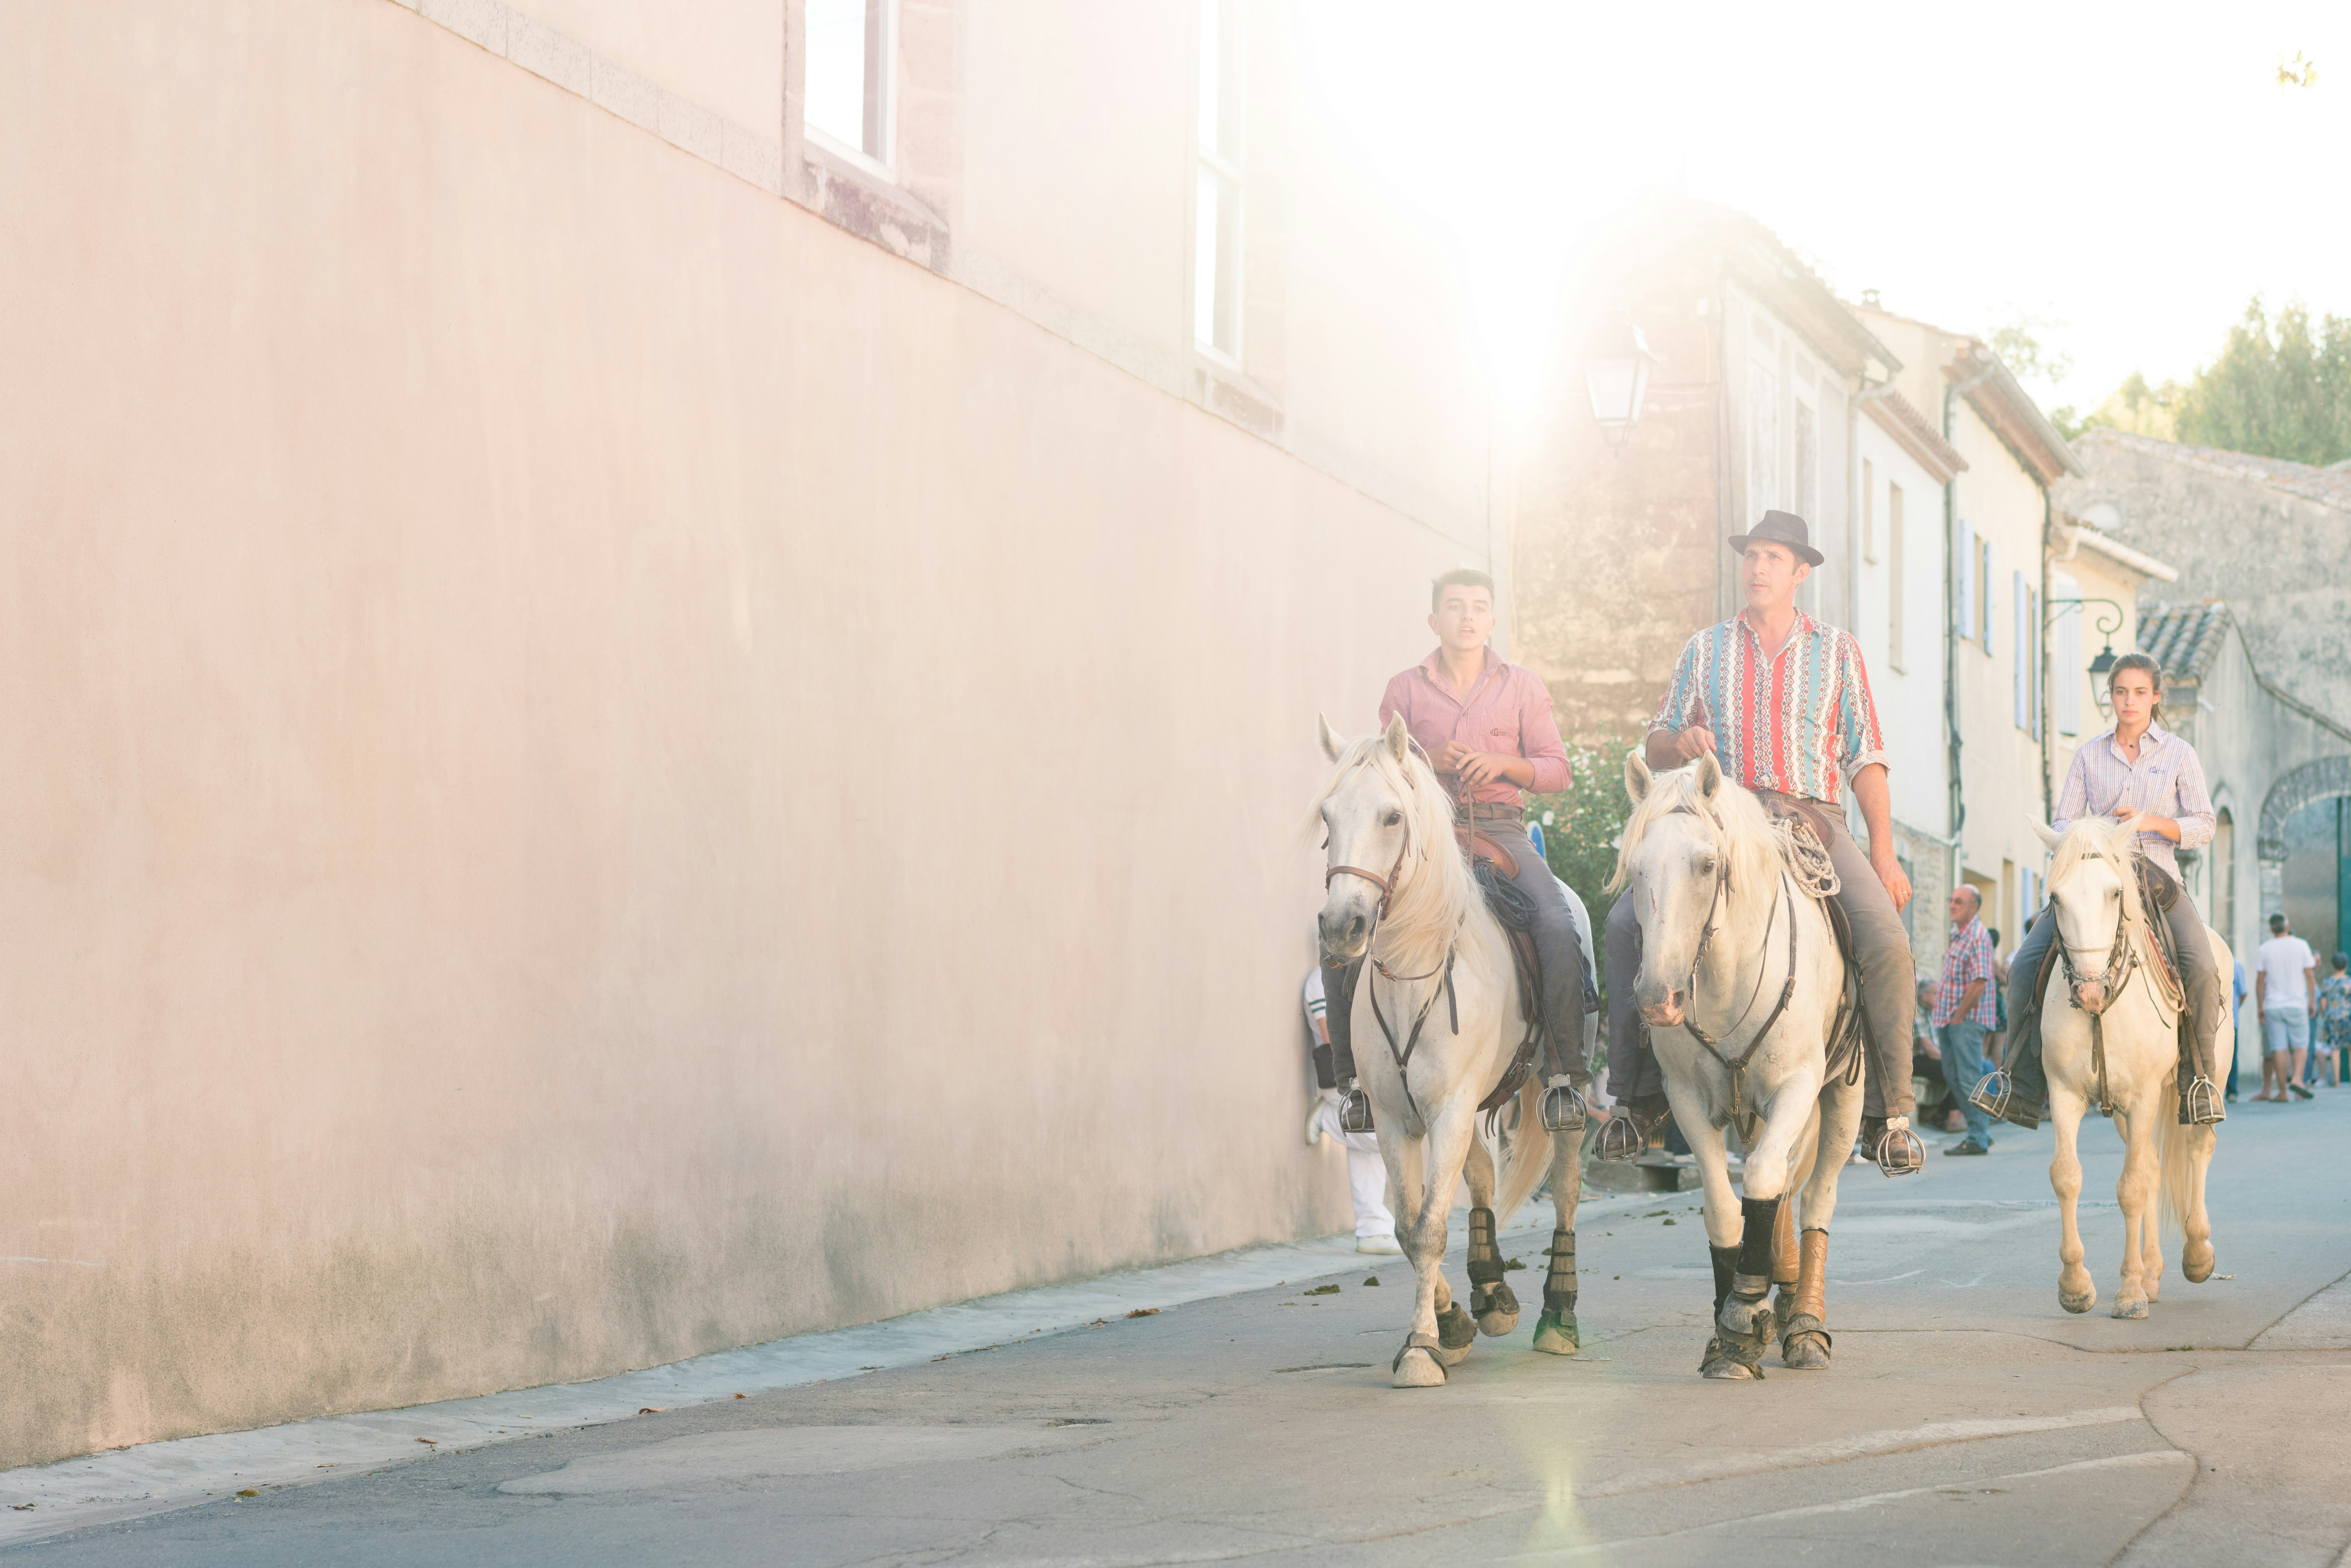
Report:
2136,600,2233,685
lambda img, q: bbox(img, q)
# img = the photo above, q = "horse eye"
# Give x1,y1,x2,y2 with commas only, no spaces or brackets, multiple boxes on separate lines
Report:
1383,810,1404,827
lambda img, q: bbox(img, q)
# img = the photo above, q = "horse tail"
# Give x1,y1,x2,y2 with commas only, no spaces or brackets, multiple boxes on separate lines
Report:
1493,1079,1550,1223
2157,1082,2196,1246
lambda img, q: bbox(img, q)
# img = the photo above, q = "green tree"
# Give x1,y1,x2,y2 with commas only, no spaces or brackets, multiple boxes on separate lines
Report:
2170,299,2351,466
1527,730,1639,1016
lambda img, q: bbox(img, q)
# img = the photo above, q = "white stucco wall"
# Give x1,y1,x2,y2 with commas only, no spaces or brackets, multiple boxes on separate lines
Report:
0,0,1492,1468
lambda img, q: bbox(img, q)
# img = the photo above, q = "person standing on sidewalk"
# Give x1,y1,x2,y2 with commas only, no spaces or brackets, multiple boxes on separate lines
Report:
2255,914,2317,1102
2315,954,2351,1089
1299,967,1401,1254
1319,568,1594,1136
1599,511,1922,1176
1934,887,1999,1155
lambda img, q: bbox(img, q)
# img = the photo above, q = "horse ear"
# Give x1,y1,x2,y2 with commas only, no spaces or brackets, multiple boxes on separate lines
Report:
1383,712,1411,763
1624,749,1652,804
1317,713,1345,763
2033,820,2063,850
1695,750,1723,798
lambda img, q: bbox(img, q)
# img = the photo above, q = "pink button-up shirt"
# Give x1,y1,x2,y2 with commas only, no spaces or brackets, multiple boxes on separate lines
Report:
1379,648,1571,807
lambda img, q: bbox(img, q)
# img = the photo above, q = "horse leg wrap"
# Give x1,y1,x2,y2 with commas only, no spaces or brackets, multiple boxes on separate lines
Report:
1779,1227,1833,1367
1731,1195,1779,1302
1770,1197,1801,1288
1468,1207,1519,1325
1701,1235,1767,1379
1542,1229,1577,1314
1708,1243,1739,1320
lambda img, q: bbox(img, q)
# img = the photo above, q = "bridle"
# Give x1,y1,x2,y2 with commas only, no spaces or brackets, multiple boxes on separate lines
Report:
1647,804,1805,1137
2051,854,2169,1118
1320,747,1460,1138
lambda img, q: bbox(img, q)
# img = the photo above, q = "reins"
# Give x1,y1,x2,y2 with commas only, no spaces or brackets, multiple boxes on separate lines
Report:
1322,738,1463,1139
2055,855,2183,1119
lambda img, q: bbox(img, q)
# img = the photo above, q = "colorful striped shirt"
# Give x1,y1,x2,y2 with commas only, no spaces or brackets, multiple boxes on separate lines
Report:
1935,917,1998,1028
1649,609,1889,805
2051,723,2214,880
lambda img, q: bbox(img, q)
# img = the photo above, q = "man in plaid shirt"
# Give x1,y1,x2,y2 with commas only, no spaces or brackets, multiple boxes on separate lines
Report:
1935,886,1999,1154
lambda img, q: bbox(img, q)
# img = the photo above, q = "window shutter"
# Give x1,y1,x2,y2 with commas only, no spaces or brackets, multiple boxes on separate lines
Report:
2053,571,2081,735
1956,520,1974,636
1983,543,1995,658
2014,571,2029,729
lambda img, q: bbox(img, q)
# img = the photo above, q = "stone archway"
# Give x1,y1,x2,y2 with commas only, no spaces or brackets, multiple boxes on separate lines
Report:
2257,755,2351,915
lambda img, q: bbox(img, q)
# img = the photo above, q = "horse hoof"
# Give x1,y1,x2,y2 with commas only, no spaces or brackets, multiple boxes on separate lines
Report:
1699,1334,1766,1380
2112,1298,2150,1321
1716,1298,1771,1338
1476,1310,1520,1338
1781,1331,1832,1370
1530,1308,1579,1355
2183,1243,2215,1284
1472,1282,1520,1337
1392,1347,1447,1388
1436,1303,1476,1363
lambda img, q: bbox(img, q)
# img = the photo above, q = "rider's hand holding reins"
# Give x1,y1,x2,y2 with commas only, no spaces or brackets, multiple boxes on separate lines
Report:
2111,807,2179,842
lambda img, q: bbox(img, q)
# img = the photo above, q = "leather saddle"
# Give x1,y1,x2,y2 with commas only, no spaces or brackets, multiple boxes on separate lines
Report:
1751,795,1870,1086
1456,826,1550,1116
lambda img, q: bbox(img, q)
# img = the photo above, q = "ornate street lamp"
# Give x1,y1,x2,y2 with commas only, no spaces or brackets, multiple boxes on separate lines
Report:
1584,315,1660,454
2048,596,2126,719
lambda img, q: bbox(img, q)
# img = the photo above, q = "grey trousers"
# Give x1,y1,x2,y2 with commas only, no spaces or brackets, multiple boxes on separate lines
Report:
1606,807,1917,1120
2001,862,2223,1102
1462,807,1594,1087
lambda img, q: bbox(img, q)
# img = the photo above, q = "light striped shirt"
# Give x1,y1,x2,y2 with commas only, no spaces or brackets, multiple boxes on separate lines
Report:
1649,609,1889,806
2052,722,2214,879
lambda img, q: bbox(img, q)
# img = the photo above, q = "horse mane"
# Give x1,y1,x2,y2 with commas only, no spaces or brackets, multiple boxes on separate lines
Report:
2047,814,2148,930
1304,732,1483,973
1606,762,1786,916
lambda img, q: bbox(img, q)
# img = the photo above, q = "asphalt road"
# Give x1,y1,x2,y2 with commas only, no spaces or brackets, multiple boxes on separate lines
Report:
12,1092,2351,1567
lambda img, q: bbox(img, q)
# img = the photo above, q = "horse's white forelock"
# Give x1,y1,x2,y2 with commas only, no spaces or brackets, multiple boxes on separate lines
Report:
1305,732,1485,974
2047,815,2146,930
1607,764,1782,913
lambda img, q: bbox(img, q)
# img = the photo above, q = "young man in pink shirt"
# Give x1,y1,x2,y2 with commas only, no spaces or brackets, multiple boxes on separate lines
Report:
1322,569,1595,1127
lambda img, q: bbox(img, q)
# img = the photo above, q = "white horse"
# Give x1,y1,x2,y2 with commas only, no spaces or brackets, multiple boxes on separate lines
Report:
2030,816,2226,1319
1311,714,1589,1387
1616,752,1865,1378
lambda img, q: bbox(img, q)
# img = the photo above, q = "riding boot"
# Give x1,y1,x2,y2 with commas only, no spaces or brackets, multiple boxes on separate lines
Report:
1973,989,2049,1131
1594,1091,1669,1162
1321,957,1374,1134
1858,1113,1922,1177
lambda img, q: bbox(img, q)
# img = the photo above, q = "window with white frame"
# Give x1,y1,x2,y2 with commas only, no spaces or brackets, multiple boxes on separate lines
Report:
1749,360,1778,515
2022,571,2040,729
1193,0,1245,359
1979,538,1994,654
1887,482,1905,669
2052,571,2082,735
1861,460,1876,562
806,0,895,171
1793,396,1817,526
1955,520,1974,640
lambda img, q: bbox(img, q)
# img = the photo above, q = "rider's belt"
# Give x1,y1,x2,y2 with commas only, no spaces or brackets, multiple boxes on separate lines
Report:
1453,801,1525,826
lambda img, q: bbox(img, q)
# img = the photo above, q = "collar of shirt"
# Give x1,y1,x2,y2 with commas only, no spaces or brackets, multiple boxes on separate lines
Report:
2097,721,2174,766
1736,606,1823,661
1416,646,1501,706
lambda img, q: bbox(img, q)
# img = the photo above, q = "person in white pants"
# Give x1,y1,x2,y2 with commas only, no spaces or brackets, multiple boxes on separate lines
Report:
1301,967,1401,1254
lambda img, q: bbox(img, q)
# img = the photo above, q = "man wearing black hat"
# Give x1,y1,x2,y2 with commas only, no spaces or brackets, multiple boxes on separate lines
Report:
1595,511,1924,1177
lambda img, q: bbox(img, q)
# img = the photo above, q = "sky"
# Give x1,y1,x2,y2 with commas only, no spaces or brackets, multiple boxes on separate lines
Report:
1298,0,2351,423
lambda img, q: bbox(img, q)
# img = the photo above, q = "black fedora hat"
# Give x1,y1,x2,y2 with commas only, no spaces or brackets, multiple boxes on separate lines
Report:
1728,510,1824,567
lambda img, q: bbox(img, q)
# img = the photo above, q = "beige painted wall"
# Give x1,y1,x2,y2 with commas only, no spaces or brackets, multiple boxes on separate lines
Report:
0,0,1484,1468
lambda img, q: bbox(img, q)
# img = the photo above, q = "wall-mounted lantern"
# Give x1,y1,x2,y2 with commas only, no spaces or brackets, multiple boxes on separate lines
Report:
2049,596,2126,719
1584,315,1660,454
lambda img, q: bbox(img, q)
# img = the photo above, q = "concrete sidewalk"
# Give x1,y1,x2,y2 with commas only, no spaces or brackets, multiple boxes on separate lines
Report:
9,1093,2351,1565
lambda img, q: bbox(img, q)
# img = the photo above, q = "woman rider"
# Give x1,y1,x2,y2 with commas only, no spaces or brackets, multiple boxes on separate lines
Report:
1973,653,2226,1128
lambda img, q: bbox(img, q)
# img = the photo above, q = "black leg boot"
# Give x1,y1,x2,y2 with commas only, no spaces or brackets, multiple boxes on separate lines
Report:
1703,1197,1776,1379
1699,1242,1744,1377
1467,1207,1520,1334
1322,958,1373,1133
1533,1228,1578,1354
